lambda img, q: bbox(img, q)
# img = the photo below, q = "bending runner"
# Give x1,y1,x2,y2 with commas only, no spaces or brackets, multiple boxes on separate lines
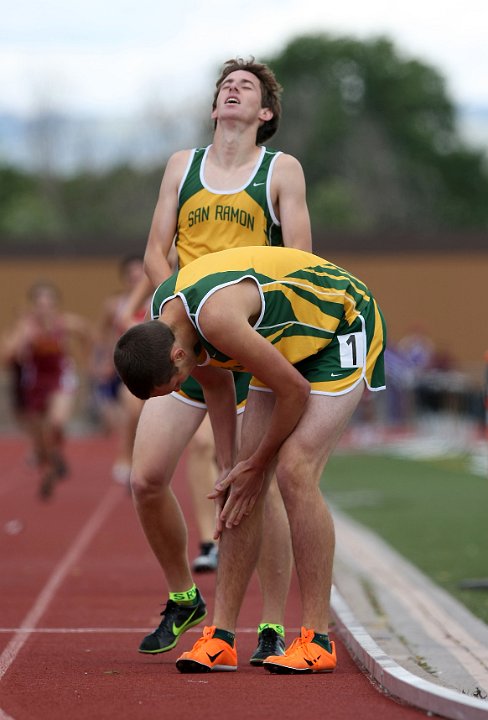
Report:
114,245,387,674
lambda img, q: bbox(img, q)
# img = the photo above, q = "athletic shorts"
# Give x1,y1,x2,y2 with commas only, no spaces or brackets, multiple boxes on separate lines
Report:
172,371,251,412
250,299,386,396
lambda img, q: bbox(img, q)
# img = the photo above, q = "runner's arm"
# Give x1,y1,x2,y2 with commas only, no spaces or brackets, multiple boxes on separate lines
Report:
120,151,191,327
191,364,238,477
191,363,239,538
143,150,190,287
273,153,312,252
199,281,310,526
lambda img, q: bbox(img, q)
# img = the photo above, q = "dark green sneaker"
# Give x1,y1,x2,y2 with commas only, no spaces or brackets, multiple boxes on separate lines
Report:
249,627,285,666
139,589,207,654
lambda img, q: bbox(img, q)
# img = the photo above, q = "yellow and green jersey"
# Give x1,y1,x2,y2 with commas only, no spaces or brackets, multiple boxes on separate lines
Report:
152,246,386,395
175,145,283,268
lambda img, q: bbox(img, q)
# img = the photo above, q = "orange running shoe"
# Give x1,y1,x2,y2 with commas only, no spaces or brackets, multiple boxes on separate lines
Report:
263,627,336,674
176,626,238,673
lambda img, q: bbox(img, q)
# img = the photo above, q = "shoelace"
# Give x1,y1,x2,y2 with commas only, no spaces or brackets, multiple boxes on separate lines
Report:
285,628,315,656
284,636,303,654
158,599,177,622
157,599,190,628
259,629,283,653
188,626,215,650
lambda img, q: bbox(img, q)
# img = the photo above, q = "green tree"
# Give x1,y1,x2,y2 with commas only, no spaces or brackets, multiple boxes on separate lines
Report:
0,163,163,254
60,164,162,248
0,166,68,248
267,34,488,232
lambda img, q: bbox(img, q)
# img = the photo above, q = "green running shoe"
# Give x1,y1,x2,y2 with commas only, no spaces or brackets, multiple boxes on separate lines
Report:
139,589,207,654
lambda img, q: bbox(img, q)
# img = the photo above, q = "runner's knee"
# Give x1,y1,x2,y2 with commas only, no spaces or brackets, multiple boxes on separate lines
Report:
130,463,170,499
275,450,324,505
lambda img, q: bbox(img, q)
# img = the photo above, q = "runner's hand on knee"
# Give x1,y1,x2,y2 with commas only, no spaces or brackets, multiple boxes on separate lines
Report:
216,460,265,529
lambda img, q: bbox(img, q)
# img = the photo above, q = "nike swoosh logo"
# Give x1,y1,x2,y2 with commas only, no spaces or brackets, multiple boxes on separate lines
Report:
305,655,322,667
207,650,224,662
253,182,265,186
331,372,344,377
172,607,198,635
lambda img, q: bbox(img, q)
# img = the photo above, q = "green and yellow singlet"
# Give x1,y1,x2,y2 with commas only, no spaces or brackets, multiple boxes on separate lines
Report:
152,246,387,396
176,145,283,268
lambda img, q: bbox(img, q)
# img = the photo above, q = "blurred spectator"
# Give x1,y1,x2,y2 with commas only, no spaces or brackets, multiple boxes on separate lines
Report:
396,326,475,422
382,344,417,426
396,324,436,372
90,254,146,487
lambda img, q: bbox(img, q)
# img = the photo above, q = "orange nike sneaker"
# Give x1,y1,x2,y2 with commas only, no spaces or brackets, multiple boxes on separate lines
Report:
263,627,337,674
176,626,238,673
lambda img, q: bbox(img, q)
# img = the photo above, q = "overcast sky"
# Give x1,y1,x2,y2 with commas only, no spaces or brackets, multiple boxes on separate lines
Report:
2,0,487,117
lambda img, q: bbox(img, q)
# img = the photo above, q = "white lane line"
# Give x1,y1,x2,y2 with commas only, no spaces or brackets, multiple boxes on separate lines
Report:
0,709,15,720
0,484,122,682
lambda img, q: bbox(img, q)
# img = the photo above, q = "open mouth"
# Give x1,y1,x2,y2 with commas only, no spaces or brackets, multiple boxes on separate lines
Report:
225,96,240,104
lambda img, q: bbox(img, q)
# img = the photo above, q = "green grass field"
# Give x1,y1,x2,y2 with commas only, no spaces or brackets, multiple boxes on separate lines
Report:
321,450,488,624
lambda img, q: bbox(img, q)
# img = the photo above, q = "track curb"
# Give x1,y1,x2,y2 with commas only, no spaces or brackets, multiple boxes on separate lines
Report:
332,587,488,719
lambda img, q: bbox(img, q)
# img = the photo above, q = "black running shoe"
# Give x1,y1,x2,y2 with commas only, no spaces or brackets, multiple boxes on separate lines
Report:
192,542,219,573
249,627,286,666
139,589,207,654
38,472,57,501
52,452,69,480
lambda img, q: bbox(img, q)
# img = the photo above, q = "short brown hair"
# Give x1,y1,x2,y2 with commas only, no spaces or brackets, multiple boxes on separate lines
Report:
113,321,176,400
212,57,282,144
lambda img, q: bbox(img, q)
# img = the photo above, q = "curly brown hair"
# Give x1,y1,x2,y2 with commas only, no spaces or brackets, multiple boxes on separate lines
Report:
212,57,282,144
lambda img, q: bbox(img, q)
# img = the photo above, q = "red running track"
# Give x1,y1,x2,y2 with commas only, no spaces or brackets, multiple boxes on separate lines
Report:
0,435,428,720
